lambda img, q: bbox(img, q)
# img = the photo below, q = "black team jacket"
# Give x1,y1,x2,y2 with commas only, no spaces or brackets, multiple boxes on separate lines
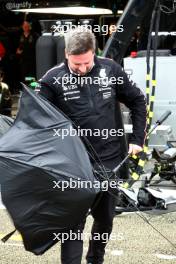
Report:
38,56,147,169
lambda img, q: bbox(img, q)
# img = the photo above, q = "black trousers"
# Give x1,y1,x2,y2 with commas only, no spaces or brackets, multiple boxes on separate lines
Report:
61,191,117,264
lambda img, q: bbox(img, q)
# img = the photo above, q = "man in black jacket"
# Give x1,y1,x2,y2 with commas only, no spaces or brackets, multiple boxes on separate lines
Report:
38,27,146,264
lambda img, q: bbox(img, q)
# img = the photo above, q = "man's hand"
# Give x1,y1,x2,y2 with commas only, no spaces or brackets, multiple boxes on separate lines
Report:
128,144,143,156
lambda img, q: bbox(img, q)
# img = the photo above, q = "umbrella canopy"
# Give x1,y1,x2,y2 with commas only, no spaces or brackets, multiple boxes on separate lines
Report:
0,85,98,254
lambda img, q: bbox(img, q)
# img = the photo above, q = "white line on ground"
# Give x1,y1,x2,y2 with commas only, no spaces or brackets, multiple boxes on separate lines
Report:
155,253,176,260
0,242,23,247
83,247,123,257
110,250,123,256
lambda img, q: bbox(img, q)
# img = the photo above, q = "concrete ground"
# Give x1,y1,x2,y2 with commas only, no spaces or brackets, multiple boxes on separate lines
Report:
0,206,176,264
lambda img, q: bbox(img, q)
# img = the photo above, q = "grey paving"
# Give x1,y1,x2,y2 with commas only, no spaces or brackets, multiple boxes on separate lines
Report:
0,209,176,264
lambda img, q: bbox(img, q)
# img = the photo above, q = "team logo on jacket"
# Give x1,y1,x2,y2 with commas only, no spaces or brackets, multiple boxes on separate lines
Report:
99,68,109,87
102,91,111,99
99,68,106,78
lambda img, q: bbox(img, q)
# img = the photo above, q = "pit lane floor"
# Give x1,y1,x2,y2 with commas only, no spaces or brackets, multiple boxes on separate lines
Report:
0,199,176,264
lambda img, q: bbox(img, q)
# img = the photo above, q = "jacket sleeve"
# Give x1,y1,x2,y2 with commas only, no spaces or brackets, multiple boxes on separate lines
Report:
36,71,56,103
115,63,147,147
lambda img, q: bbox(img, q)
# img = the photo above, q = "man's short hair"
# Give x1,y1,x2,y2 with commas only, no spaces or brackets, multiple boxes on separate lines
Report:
64,27,96,55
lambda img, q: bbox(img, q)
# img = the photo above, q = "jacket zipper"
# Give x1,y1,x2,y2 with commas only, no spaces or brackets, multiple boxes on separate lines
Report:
87,83,97,112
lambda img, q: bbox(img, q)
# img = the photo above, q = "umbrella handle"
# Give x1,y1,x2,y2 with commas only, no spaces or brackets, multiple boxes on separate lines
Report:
112,154,130,174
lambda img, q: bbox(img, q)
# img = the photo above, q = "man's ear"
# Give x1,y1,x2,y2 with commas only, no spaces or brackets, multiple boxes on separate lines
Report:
65,50,68,59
